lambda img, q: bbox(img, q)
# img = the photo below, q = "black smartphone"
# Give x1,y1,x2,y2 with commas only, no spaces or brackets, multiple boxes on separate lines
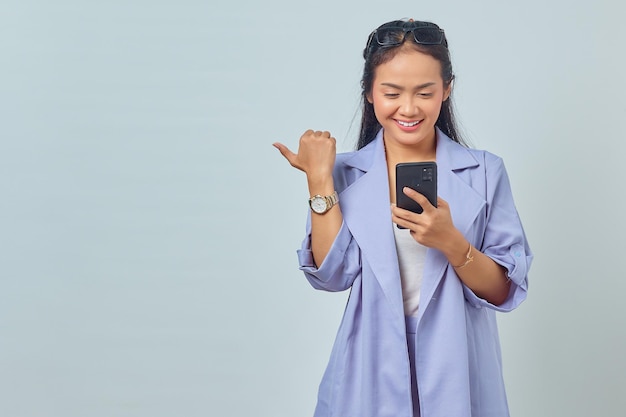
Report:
396,162,438,217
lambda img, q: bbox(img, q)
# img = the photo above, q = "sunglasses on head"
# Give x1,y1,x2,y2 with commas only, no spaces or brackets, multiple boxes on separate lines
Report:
366,26,447,56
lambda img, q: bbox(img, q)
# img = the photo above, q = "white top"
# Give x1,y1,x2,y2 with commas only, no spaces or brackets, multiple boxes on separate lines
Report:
393,225,427,317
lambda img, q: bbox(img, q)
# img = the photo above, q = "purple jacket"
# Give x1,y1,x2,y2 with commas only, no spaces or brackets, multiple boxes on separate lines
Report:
297,129,532,417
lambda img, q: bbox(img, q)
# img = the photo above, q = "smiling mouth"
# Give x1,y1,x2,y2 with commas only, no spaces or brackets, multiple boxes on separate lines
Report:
397,120,420,127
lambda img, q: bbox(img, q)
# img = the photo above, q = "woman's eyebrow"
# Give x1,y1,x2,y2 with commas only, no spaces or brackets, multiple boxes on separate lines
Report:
380,82,437,90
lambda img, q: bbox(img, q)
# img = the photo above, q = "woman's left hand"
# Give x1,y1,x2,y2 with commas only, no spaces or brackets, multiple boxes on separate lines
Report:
392,186,511,305
391,187,464,251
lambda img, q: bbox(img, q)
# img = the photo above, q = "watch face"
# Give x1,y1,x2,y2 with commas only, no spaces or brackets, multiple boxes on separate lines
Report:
310,196,327,214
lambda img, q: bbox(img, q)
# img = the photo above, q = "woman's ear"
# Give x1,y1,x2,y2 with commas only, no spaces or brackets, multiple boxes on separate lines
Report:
443,78,454,102
366,92,373,104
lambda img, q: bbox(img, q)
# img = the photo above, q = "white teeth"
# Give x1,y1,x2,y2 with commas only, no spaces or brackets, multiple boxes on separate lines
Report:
398,120,419,127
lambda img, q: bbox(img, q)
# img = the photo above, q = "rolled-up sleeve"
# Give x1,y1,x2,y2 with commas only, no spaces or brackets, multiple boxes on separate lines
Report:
297,219,361,292
463,155,533,312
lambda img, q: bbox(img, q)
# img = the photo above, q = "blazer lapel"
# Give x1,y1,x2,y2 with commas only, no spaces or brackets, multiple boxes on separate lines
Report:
436,132,485,236
417,130,487,322
339,133,405,320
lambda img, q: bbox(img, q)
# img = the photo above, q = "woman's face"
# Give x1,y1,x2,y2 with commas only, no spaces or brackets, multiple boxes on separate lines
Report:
367,47,450,155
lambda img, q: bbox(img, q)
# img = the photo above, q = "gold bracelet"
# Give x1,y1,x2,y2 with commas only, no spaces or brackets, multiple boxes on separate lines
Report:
453,244,474,269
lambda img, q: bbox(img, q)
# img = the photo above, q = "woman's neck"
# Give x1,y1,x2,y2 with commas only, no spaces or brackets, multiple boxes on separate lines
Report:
383,135,437,167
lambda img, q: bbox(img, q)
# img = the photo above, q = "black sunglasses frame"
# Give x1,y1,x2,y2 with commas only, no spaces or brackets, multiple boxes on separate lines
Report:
365,26,448,58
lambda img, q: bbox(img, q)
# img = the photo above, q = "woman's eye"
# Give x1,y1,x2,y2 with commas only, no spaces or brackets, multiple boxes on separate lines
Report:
418,93,433,98
384,93,399,98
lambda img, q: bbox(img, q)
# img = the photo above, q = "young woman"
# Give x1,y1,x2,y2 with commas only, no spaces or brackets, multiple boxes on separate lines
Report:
273,19,532,417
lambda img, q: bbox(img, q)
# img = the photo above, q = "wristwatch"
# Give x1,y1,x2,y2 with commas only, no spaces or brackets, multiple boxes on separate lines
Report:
309,191,339,214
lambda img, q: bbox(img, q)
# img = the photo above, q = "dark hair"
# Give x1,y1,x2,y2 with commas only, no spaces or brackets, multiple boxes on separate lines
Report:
357,20,466,149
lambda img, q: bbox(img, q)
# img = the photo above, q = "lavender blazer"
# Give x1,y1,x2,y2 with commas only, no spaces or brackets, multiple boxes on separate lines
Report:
297,129,533,417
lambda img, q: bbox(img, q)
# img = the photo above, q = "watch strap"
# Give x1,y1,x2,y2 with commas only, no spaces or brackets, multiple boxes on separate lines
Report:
325,191,339,208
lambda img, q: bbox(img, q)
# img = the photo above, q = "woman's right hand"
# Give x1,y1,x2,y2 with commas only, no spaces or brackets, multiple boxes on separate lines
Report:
273,130,336,180
274,130,341,267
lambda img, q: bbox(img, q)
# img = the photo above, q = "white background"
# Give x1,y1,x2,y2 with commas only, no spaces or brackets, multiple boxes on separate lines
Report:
1,1,625,416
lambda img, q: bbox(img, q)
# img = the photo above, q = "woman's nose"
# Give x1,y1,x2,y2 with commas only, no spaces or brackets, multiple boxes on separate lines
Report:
399,97,418,116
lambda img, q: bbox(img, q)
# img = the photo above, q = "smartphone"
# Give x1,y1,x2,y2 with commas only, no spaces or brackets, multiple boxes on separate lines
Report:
396,162,438,217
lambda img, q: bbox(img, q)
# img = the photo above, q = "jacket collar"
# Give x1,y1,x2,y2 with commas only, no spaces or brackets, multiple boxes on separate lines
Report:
338,129,485,321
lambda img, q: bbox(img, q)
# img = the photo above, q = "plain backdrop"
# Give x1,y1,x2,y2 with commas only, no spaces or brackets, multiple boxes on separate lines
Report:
1,1,625,416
